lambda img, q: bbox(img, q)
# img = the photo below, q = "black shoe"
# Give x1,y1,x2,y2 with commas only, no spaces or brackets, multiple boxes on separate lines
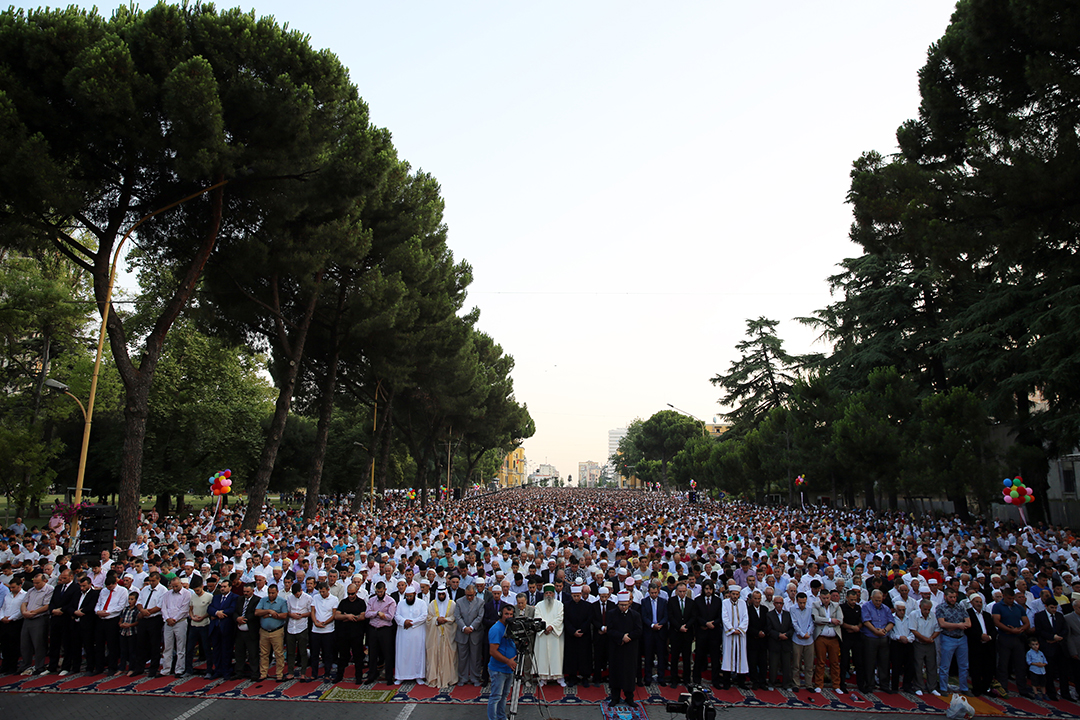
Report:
636,679,645,687
1047,694,1059,701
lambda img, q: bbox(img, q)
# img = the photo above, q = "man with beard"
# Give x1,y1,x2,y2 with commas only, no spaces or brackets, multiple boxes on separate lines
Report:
533,583,565,686
564,583,593,686
607,590,642,707
746,589,770,690
394,587,427,684
426,583,457,687
365,581,396,684
692,579,722,688
721,583,749,689
334,583,367,682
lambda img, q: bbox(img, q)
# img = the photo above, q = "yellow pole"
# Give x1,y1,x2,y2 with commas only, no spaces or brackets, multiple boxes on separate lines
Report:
72,179,229,541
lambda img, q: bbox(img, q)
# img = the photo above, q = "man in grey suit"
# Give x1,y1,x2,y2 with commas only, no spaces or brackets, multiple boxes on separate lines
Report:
767,596,795,690
455,583,485,686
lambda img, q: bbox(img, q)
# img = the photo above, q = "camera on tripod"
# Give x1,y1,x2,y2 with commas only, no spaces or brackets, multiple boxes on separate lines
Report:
665,685,716,720
506,616,546,647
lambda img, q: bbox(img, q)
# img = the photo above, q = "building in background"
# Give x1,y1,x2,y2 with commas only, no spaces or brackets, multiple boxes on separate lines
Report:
578,461,602,487
706,416,732,438
497,447,526,488
608,427,628,463
528,462,560,486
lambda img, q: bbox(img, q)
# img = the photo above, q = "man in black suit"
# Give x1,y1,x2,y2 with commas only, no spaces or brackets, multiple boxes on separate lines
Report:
767,596,795,690
1034,597,1070,701
693,580,723,688
746,589,770,690
592,587,617,684
607,590,643,707
965,594,997,697
639,582,668,685
667,582,695,688
69,575,99,674
232,583,260,679
46,568,78,674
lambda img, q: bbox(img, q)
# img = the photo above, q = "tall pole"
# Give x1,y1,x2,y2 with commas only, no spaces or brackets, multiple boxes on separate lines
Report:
72,179,230,543
369,380,381,514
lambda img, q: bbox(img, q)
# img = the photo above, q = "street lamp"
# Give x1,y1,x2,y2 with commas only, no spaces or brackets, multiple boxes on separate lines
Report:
667,403,708,436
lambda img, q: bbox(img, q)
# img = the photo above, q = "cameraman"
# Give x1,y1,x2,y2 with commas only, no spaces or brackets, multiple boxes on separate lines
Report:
488,604,517,720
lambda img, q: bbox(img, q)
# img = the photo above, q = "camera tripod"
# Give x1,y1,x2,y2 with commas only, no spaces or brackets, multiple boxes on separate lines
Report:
507,647,548,720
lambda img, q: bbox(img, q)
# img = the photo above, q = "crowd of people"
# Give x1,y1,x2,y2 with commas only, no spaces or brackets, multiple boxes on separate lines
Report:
2,487,1080,720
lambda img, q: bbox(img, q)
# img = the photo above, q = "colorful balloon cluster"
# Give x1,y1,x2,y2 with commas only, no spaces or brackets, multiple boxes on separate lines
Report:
407,488,416,501
795,475,807,487
209,469,233,496
1002,477,1033,505
690,479,697,489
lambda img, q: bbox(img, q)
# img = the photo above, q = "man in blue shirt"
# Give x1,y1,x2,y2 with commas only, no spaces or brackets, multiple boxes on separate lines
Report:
993,587,1034,698
255,584,289,681
488,604,517,720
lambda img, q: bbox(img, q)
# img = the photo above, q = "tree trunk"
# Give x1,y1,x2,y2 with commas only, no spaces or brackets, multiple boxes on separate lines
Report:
242,278,322,531
112,181,225,545
375,389,396,509
863,479,876,510
304,353,339,521
175,492,184,514
155,493,170,515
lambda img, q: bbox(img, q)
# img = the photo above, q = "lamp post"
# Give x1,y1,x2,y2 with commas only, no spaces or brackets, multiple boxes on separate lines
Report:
667,403,708,437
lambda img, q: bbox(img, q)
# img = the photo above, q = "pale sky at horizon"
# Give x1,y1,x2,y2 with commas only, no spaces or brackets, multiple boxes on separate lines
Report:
109,1,960,483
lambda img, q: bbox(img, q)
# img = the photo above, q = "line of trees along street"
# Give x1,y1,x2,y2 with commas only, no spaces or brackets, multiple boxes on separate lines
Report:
615,1,1079,524
0,4,533,539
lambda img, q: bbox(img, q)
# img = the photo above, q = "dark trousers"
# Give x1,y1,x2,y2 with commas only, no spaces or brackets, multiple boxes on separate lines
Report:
642,629,667,681
669,635,693,684
768,640,793,688
1042,643,1069,699
593,634,611,682
840,633,863,690
366,625,394,682
48,616,71,671
996,634,1031,695
94,617,121,674
335,629,366,680
747,636,769,688
119,633,138,672
186,624,210,674
0,618,22,673
693,632,722,684
71,618,95,673
968,638,995,695
889,639,915,691
862,635,889,691
137,616,164,674
234,628,259,678
208,628,233,677
309,631,334,676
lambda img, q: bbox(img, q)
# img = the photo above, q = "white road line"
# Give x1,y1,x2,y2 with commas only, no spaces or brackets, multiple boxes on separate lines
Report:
171,698,216,720
394,702,417,720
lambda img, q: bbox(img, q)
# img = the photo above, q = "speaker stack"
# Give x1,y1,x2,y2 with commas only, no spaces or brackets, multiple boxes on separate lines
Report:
75,504,117,562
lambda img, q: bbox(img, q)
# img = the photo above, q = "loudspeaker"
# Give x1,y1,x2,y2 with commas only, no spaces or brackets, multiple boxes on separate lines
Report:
76,540,113,557
81,528,114,544
453,487,462,500
79,505,117,531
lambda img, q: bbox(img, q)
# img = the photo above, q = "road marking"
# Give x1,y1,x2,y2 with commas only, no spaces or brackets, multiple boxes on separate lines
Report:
395,702,417,720
172,698,216,720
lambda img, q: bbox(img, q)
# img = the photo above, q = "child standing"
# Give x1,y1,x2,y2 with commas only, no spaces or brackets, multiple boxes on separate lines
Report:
1026,637,1047,700
119,591,140,676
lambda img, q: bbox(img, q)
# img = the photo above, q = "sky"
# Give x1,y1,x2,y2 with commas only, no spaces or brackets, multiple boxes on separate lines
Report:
122,1,960,482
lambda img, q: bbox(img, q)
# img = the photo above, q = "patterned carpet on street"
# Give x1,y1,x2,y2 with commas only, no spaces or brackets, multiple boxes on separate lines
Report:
4,669,1080,717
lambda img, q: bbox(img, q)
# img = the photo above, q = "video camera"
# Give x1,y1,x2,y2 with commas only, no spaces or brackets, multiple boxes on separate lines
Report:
665,685,716,720
506,616,546,649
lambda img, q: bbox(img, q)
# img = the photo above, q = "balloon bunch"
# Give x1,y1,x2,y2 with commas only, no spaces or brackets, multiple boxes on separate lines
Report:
795,475,807,487
472,482,480,490
407,488,416,501
690,479,697,489
209,469,233,496
1002,477,1033,505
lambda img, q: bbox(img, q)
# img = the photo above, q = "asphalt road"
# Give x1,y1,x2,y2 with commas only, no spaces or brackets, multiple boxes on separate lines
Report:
3,691,944,720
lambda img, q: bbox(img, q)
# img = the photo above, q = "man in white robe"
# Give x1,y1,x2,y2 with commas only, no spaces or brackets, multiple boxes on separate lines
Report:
721,583,749,687
394,588,427,684
533,584,565,686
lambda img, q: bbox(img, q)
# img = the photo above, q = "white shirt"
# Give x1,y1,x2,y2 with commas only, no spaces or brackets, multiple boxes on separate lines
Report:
311,593,339,634
138,583,166,616
2,589,25,620
286,591,313,634
94,585,128,618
